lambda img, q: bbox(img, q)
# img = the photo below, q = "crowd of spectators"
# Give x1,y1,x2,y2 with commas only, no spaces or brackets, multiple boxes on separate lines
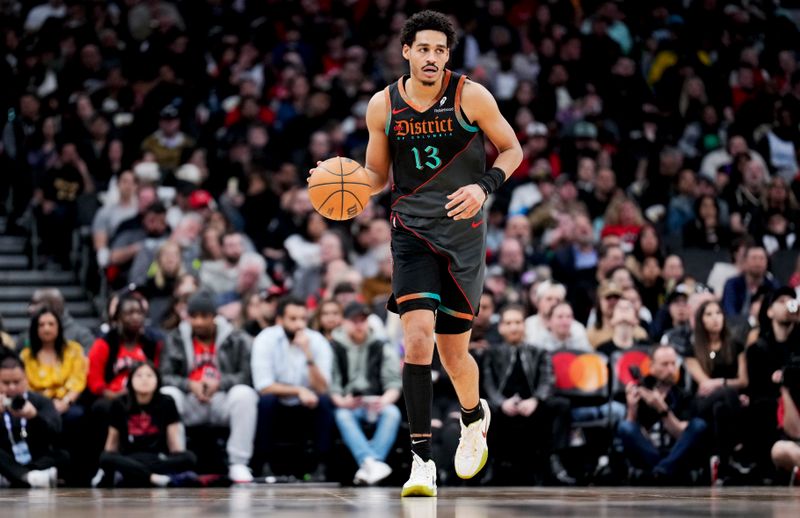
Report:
2,0,800,488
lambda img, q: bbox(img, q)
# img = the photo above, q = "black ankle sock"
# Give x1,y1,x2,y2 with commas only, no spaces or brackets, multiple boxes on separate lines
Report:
403,363,433,461
410,436,432,461
460,402,484,426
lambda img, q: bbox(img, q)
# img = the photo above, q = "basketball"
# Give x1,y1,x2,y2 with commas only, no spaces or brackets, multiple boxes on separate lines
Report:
308,156,371,221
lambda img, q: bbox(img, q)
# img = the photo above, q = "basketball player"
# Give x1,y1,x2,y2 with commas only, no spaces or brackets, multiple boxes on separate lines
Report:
310,11,521,496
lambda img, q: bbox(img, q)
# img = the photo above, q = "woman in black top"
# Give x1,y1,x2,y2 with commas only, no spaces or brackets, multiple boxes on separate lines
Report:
98,362,196,487
685,300,748,475
682,195,733,251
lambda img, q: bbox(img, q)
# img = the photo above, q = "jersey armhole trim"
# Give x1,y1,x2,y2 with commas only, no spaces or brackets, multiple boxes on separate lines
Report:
384,87,391,135
455,75,479,133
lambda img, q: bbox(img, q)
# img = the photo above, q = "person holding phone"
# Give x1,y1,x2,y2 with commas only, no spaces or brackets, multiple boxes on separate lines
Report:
618,345,708,483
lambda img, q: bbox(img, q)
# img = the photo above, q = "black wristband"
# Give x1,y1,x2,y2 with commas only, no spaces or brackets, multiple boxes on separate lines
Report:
476,167,506,197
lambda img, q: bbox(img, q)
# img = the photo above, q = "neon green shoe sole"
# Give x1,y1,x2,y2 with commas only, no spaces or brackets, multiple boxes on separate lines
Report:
456,447,488,480
400,485,438,497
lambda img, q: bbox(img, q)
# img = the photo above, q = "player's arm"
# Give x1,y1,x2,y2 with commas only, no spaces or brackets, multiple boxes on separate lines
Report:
445,81,522,220
362,90,392,195
307,91,390,196
464,80,523,179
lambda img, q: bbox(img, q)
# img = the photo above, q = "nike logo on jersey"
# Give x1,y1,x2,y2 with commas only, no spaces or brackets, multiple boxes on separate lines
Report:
392,107,410,115
471,219,484,229
411,439,427,445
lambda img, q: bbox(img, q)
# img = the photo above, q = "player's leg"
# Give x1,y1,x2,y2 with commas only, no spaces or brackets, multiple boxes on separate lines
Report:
435,218,490,480
389,216,441,497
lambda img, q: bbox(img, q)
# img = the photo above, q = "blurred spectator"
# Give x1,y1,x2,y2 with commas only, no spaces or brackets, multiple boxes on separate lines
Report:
601,197,644,252
98,362,197,488
87,294,162,401
483,305,574,485
16,288,95,352
251,297,334,478
92,171,139,269
199,232,252,296
34,141,95,269
242,287,284,338
160,291,258,484
470,291,500,354
588,282,649,348
721,246,777,317
109,201,170,287
525,281,590,352
310,299,343,343
19,309,86,415
0,354,64,488
682,195,733,251
330,302,401,486
771,383,800,483
141,105,195,173
684,300,749,477
618,345,707,483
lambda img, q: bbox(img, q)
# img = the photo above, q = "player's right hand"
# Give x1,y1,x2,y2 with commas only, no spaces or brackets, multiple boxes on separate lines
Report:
307,161,322,183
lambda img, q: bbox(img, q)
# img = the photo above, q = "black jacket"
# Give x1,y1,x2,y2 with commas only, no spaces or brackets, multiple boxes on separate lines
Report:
482,342,554,409
0,392,61,461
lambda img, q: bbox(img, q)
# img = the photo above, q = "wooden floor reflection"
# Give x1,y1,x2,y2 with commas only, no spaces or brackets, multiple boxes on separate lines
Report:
3,486,800,517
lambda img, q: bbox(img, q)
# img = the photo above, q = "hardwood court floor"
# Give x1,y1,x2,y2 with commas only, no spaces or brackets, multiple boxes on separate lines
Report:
3,486,800,517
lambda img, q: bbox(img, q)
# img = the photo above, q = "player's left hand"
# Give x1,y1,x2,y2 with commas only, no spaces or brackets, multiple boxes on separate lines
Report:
445,184,486,220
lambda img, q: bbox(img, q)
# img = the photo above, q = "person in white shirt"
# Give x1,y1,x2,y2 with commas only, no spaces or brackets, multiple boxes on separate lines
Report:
250,297,334,479
525,281,591,351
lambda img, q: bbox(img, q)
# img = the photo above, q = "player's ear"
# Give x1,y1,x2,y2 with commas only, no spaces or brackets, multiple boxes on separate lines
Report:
402,44,410,60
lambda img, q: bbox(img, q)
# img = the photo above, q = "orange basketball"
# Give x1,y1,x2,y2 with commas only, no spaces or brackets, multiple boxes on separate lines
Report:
309,156,371,221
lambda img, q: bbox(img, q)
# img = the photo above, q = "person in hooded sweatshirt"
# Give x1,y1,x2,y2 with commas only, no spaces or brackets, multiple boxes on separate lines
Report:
329,302,402,486
159,291,258,484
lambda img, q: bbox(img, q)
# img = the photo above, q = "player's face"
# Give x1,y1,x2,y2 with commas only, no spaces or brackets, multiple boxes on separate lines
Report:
403,30,449,86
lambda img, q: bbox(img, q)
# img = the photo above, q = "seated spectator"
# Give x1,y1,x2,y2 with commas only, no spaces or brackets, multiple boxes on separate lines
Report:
330,302,402,486
483,305,575,485
746,287,800,464
242,287,283,338
540,302,591,352
139,241,186,322
597,299,650,357
130,212,203,288
160,292,258,484
587,282,649,348
600,197,643,253
525,281,590,351
141,105,195,172
199,232,245,295
684,300,749,479
682,195,733,251
92,170,139,270
216,252,272,321
109,201,170,288
650,283,692,344
251,297,334,478
310,299,343,343
88,294,162,401
34,141,95,270
98,362,197,487
760,210,797,256
16,288,95,352
771,377,800,485
617,345,708,483
0,355,65,488
721,245,777,317
20,309,86,414
292,231,346,302
625,224,664,283
470,290,501,355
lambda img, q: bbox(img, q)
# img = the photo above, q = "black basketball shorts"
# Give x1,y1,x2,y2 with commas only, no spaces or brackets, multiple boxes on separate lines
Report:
386,210,486,334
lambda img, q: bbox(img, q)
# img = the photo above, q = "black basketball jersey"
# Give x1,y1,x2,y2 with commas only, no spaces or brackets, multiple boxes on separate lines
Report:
385,70,485,218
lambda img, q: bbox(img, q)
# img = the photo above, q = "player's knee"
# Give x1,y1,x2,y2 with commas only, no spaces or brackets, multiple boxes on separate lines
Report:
404,330,434,364
439,348,474,377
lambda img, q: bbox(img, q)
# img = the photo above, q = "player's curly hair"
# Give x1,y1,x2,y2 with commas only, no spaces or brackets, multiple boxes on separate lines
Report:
400,10,457,49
